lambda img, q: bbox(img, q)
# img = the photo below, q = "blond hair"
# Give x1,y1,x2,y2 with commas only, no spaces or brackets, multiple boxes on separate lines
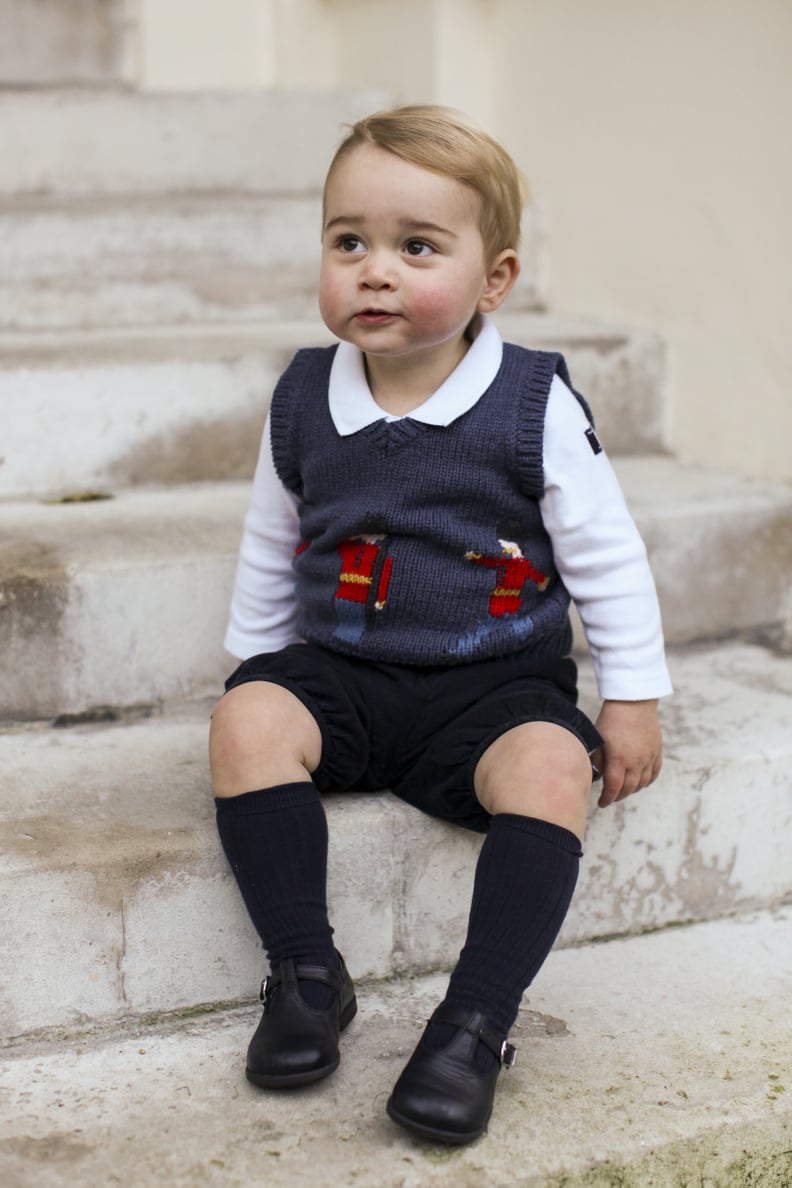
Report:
324,105,528,263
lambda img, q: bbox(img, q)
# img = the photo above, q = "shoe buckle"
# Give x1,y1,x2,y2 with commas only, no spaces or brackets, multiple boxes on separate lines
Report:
259,976,271,1004
500,1041,517,1068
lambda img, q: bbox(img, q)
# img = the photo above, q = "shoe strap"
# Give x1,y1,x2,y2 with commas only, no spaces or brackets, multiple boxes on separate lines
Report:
429,1002,517,1067
260,955,345,1001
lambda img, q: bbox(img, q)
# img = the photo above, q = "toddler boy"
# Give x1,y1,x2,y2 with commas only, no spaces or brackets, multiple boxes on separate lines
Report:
210,105,671,1144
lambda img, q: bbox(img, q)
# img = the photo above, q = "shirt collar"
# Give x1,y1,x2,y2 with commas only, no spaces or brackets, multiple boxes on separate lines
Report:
327,314,504,435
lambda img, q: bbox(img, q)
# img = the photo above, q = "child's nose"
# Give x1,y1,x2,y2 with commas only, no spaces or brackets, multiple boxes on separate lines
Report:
359,250,396,289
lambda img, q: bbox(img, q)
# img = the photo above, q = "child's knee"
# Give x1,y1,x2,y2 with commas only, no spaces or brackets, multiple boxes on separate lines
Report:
474,721,592,835
209,681,322,796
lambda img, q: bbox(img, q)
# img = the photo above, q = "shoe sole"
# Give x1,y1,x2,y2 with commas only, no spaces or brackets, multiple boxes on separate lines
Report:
246,1058,340,1089
245,995,358,1090
386,1099,488,1145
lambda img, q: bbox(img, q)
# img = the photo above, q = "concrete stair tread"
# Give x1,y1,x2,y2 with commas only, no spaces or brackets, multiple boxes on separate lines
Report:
0,2,131,88
0,310,658,363
2,641,791,1037
0,200,542,332
0,88,390,198
0,481,246,562
0,195,328,333
2,460,791,718
2,909,790,1186
0,312,666,497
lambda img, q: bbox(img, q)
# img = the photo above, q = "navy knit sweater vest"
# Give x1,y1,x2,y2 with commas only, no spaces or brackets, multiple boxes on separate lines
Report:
270,343,593,667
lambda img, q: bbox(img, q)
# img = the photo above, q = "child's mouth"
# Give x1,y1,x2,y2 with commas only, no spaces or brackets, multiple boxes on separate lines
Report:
356,310,397,324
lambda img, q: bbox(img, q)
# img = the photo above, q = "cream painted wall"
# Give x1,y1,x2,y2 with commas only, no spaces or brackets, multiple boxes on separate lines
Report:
489,0,792,482
137,1,495,121
332,0,497,126
135,0,791,482
137,0,338,89
138,0,273,87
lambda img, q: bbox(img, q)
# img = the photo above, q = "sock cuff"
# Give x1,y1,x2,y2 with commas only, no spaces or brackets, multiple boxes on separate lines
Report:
215,781,318,817
490,812,583,857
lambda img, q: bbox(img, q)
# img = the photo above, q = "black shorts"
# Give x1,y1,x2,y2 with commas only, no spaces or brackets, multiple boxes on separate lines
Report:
223,643,602,833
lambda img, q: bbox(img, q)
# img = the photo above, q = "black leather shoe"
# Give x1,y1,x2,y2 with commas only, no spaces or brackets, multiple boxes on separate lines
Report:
386,1002,516,1143
245,952,357,1088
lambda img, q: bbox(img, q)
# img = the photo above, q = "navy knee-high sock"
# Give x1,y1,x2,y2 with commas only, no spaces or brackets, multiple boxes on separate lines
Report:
215,781,337,987
434,813,582,1058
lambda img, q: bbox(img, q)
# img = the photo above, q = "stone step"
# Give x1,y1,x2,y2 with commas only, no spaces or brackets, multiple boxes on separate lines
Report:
0,89,387,198
0,194,323,332
0,1,131,86
0,88,543,330
1,913,790,1187
1,464,790,721
1,641,790,1040
0,314,666,500
0,196,542,332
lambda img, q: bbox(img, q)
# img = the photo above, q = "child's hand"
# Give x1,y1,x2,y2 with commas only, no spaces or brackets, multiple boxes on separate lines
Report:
592,699,663,808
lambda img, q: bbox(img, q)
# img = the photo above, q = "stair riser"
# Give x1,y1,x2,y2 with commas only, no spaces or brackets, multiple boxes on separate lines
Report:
0,351,285,499
2,747,789,1040
0,0,130,86
0,559,236,723
570,495,792,648
0,202,541,332
3,472,791,720
0,200,323,332
3,640,789,1038
644,507,792,640
0,325,665,499
0,90,387,196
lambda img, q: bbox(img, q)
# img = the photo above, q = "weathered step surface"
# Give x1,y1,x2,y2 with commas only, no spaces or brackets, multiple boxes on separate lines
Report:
2,462,791,720
0,89,387,329
0,195,324,331
0,314,666,499
2,910,790,1187
0,86,542,333
1,642,790,1038
0,1,131,86
0,200,542,332
0,482,241,721
0,89,387,198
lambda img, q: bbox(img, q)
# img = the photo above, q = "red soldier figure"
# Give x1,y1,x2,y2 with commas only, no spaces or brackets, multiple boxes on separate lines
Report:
335,537,393,610
466,539,548,617
332,535,394,644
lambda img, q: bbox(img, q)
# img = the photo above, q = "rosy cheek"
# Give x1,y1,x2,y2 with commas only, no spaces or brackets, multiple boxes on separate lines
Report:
406,283,461,328
318,273,344,324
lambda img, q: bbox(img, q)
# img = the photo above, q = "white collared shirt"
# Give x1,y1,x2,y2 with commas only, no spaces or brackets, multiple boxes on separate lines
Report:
225,316,672,700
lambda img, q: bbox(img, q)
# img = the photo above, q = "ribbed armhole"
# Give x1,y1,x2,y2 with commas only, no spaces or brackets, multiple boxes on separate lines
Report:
269,346,338,497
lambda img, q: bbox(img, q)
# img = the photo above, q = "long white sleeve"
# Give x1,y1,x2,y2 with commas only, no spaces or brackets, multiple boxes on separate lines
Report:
541,376,672,701
224,412,302,660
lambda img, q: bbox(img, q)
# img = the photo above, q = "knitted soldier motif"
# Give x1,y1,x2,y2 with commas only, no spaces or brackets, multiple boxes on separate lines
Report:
465,539,549,617
269,343,593,667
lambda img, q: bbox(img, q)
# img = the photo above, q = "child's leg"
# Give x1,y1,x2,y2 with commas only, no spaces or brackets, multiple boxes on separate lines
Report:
442,720,589,1030
211,681,333,966
388,721,591,1142
210,680,355,1086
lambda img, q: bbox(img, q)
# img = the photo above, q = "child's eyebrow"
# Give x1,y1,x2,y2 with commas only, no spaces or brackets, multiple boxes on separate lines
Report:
324,214,458,239
399,219,459,239
323,214,363,233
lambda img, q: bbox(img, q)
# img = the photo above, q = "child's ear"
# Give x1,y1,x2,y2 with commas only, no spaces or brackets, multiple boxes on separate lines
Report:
478,250,520,313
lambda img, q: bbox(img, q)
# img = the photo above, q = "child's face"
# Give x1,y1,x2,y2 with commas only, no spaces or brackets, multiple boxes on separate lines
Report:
319,144,511,370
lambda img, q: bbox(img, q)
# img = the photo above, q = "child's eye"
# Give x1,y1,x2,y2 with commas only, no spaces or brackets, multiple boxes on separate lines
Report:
403,239,434,257
336,235,365,253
